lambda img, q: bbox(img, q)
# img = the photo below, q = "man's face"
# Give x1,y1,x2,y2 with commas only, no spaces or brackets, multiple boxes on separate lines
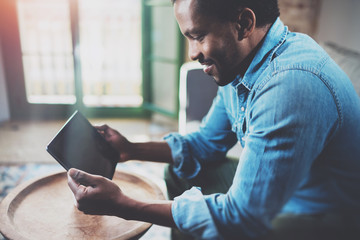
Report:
174,0,247,86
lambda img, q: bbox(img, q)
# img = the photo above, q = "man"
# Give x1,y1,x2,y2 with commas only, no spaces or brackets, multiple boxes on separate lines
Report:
67,0,360,239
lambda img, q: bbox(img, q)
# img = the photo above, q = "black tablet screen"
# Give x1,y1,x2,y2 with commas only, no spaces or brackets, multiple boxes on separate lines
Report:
47,111,118,179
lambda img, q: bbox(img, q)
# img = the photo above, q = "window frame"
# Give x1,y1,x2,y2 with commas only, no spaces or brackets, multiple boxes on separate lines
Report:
142,0,185,119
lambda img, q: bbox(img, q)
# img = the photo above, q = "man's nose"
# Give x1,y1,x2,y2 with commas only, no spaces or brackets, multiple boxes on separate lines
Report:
188,41,201,61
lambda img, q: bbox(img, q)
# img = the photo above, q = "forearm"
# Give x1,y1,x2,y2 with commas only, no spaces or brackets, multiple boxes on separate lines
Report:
118,195,176,228
127,141,173,164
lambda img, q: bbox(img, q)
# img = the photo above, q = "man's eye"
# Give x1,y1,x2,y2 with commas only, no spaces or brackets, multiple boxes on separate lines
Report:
193,35,204,41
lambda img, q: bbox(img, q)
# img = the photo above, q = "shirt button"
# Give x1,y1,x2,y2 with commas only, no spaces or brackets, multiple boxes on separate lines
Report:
241,107,245,112
242,137,246,142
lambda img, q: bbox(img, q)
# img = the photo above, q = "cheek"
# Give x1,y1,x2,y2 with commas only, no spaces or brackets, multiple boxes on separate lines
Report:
202,40,226,62
220,38,242,66
201,41,214,58
208,35,237,62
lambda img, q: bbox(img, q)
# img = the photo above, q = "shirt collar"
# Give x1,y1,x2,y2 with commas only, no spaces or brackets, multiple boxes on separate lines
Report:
230,18,288,91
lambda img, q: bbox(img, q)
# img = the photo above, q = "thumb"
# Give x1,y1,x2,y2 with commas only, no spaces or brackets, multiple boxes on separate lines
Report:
68,168,97,186
68,168,100,203
68,168,79,179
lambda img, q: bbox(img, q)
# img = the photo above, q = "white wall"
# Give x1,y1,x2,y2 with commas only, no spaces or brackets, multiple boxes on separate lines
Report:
317,0,360,53
0,36,10,123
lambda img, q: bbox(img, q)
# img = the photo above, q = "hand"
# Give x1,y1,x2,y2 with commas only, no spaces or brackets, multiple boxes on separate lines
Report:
68,169,176,228
95,124,133,162
67,168,128,217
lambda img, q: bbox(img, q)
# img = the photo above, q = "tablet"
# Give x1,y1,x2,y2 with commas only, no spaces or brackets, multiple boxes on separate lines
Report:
46,110,118,179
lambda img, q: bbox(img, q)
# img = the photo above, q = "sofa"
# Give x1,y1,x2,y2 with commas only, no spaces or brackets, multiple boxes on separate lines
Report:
320,42,360,96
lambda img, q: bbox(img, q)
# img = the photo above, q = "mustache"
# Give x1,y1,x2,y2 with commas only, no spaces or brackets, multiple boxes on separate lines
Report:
199,58,215,66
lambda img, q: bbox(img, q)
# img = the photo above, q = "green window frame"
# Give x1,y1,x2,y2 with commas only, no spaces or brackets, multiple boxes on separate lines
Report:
142,0,185,119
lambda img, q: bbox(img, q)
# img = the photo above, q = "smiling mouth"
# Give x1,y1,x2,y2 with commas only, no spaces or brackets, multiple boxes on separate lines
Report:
201,60,215,75
203,64,214,74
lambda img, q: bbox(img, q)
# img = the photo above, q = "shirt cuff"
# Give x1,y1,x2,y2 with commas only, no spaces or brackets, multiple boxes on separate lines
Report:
164,133,201,179
172,187,223,240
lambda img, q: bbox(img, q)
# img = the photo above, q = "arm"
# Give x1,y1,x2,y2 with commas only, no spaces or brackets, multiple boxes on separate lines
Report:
67,168,176,228
95,91,237,180
95,124,173,164
171,71,340,239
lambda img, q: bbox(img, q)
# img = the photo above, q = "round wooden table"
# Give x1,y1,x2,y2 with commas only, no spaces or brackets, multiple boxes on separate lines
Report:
0,170,165,240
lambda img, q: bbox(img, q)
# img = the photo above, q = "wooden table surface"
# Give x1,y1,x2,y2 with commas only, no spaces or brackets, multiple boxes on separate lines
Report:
0,170,165,240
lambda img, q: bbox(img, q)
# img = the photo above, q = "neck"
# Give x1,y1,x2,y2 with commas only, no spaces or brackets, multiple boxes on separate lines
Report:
239,25,271,77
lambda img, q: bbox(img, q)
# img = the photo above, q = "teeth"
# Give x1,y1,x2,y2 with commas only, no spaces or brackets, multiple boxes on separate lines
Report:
203,64,212,74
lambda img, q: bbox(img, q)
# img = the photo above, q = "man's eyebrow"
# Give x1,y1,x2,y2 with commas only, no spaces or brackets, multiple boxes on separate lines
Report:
184,29,204,37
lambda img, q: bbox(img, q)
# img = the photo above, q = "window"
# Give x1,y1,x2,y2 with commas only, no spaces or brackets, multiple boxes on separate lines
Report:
17,0,142,107
78,0,142,107
17,0,76,104
1,0,183,120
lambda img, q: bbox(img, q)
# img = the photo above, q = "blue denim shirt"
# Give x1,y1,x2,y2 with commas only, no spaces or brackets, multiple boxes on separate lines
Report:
164,18,360,239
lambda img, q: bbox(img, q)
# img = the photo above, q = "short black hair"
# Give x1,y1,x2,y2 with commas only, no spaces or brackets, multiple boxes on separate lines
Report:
171,0,279,27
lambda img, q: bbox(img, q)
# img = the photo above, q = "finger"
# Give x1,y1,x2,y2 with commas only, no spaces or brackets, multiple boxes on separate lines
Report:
67,170,91,204
67,170,80,194
94,124,109,131
94,125,107,137
68,168,99,187
95,125,116,140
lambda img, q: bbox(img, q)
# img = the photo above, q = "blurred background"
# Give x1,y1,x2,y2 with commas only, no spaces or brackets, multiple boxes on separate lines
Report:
0,0,359,123
0,0,359,239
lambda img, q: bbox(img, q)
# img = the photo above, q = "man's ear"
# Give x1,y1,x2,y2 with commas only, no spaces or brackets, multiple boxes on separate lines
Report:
235,8,256,40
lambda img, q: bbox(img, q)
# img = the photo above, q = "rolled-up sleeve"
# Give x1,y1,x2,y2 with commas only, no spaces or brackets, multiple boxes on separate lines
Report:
172,187,223,240
164,133,202,179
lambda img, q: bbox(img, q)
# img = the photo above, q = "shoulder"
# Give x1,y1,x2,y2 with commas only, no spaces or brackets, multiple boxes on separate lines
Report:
248,34,339,116
270,32,330,75
252,32,342,100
